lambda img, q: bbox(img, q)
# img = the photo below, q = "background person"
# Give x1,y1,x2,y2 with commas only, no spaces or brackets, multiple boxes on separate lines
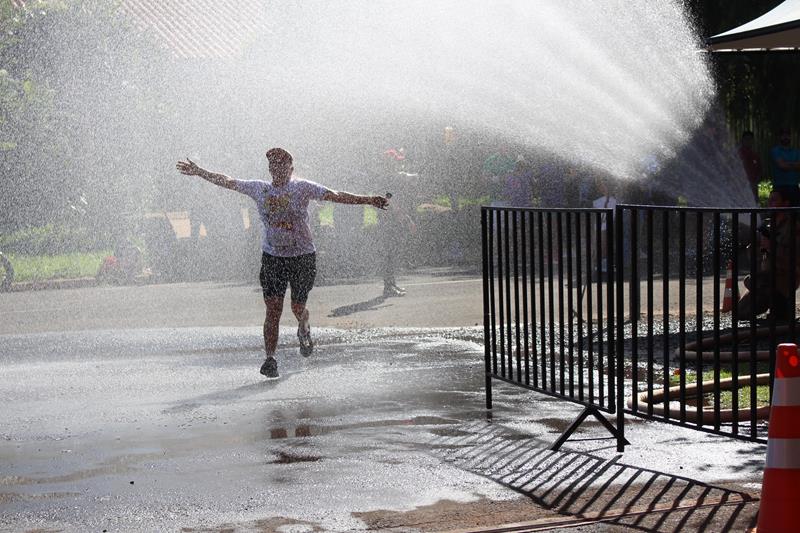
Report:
592,178,618,277
483,145,516,206
736,186,800,322
500,158,534,208
379,147,417,297
770,127,800,191
177,148,388,379
738,130,762,202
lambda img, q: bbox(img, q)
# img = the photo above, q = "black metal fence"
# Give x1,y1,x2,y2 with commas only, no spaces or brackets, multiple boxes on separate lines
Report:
482,204,800,449
481,207,626,451
617,205,799,444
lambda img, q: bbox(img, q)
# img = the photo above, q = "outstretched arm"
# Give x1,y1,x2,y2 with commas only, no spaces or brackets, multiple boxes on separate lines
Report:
176,158,237,190
323,190,389,209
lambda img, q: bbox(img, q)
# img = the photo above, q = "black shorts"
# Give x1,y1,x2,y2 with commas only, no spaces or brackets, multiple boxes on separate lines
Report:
259,252,317,304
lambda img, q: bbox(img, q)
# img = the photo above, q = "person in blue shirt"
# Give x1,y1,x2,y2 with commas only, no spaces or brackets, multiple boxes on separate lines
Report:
770,128,800,189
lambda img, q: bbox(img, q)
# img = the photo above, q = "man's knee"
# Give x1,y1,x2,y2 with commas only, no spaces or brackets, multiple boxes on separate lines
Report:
290,301,307,319
265,297,284,320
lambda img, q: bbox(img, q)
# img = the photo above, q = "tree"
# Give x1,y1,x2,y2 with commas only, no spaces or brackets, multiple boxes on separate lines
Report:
0,0,178,236
689,0,800,173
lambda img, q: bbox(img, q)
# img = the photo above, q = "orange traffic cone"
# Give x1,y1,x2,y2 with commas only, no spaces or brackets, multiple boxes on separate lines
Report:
755,343,800,532
721,260,734,313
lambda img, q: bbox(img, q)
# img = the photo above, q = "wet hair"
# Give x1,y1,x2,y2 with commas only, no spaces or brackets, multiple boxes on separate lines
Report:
266,147,292,165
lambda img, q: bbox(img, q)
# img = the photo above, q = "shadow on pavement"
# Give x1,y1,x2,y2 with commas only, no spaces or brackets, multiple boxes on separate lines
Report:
427,422,759,532
328,295,391,317
162,379,286,413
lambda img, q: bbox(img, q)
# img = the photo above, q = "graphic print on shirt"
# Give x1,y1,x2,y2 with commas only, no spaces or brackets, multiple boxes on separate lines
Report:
266,193,294,232
264,193,295,249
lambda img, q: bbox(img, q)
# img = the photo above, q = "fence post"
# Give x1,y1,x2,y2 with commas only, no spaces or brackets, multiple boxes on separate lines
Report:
615,205,626,452
482,208,492,409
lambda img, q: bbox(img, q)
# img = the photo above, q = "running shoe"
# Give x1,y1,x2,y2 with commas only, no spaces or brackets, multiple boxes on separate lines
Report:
383,284,406,298
260,356,279,379
298,321,314,357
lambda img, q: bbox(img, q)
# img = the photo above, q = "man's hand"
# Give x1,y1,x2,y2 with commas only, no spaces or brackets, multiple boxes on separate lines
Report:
176,158,202,176
371,196,390,210
175,159,236,189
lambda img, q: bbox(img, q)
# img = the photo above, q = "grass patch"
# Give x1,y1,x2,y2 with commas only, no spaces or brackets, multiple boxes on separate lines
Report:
7,251,110,282
669,364,771,409
1,224,111,255
718,385,771,410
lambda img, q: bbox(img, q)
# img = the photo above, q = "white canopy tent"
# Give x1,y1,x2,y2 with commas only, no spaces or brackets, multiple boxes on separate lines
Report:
707,0,800,51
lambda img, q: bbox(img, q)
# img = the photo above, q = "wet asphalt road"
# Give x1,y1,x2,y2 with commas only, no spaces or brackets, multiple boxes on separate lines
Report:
0,273,767,532
1,327,513,531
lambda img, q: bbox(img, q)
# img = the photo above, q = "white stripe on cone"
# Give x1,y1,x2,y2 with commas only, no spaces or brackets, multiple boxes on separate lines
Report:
772,376,800,407
766,438,800,469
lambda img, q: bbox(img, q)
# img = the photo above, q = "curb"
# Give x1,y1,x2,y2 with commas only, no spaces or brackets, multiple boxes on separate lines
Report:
7,277,99,292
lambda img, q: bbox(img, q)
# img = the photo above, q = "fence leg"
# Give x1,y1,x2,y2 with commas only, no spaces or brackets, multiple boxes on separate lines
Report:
550,406,629,451
486,375,493,410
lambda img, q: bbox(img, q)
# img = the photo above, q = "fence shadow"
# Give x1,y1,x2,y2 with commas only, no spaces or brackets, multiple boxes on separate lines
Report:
426,421,758,532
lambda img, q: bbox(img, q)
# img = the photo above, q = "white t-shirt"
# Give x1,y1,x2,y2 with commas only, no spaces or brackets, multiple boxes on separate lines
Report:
592,195,617,230
592,195,617,210
235,178,330,257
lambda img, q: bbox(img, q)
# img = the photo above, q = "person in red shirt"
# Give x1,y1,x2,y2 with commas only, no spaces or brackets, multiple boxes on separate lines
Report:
736,186,800,322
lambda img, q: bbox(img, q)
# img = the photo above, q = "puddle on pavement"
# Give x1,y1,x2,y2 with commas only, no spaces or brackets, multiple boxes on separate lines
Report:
183,516,324,533
0,491,79,504
268,451,322,464
0,451,162,487
265,415,460,440
429,427,474,438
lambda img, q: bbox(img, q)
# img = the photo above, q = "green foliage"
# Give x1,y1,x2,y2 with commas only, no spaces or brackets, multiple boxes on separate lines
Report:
0,0,177,231
429,195,491,210
0,224,113,254
459,195,491,209
0,2,61,153
688,1,798,170
7,251,109,282
757,180,772,206
432,195,452,208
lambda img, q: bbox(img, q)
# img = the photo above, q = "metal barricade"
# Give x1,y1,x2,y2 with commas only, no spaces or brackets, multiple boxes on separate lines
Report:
481,206,627,451
615,205,800,444
482,203,800,449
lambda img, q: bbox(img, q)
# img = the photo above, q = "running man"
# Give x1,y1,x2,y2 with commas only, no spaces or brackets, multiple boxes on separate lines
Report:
176,148,389,379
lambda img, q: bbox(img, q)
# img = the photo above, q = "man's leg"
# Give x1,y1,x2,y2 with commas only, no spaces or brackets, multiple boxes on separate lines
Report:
292,302,309,331
293,301,314,356
289,254,316,356
259,252,288,379
259,296,284,378
383,224,405,297
263,296,284,356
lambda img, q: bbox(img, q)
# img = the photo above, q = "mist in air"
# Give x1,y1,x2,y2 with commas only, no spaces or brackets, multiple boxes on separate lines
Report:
2,0,750,281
